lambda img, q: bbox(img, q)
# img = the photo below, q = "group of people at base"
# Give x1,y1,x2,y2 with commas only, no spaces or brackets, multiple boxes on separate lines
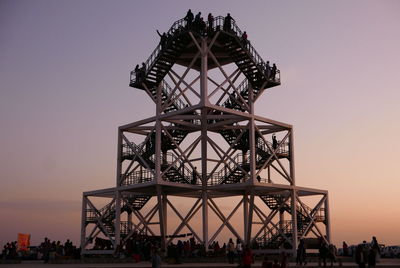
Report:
354,237,381,268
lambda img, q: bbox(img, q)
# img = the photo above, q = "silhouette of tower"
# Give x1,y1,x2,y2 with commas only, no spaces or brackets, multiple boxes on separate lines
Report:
81,14,331,256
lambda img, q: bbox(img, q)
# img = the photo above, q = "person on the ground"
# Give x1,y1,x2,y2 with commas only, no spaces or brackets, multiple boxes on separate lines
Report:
262,255,273,268
242,245,253,268
371,236,380,262
343,241,349,256
328,244,337,267
236,238,243,264
355,243,366,268
318,237,328,267
227,238,235,264
296,239,307,266
151,247,161,268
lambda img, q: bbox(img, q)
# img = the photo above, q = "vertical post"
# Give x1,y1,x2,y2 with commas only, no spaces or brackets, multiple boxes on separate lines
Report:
325,193,331,243
128,212,132,232
248,85,256,184
115,191,121,252
80,194,87,254
243,194,248,244
157,186,166,250
116,129,122,186
246,192,255,245
289,128,295,186
279,209,285,234
162,194,168,239
291,189,298,257
200,37,209,250
155,83,162,183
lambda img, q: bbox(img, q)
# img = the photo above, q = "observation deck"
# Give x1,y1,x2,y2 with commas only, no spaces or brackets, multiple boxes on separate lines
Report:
129,15,280,105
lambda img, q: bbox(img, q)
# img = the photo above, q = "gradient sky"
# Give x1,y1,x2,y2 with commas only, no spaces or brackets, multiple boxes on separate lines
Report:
1,0,400,248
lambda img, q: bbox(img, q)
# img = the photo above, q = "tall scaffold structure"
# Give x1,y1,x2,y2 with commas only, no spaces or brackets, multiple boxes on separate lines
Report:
81,14,331,256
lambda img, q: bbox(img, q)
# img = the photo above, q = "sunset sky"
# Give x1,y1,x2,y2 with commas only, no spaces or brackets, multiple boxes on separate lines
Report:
1,0,400,248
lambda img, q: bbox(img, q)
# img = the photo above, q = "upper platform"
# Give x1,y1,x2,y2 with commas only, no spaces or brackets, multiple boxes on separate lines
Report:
130,15,280,94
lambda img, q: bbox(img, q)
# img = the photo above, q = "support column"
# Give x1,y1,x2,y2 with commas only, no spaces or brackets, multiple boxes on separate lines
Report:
248,85,256,184
155,83,162,183
80,194,87,253
279,209,285,234
157,186,166,250
114,191,121,252
202,191,208,250
325,193,331,243
162,194,168,239
291,189,298,257
128,212,132,232
116,129,122,186
289,128,296,186
243,194,248,244
200,37,209,250
246,192,255,245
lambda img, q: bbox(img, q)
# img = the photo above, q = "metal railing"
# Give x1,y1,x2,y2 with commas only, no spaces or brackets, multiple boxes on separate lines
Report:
122,169,155,186
255,220,293,246
130,14,281,89
161,80,189,110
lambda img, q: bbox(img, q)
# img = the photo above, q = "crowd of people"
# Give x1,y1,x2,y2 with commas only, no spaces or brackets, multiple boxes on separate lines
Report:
2,234,387,268
1,241,17,260
131,10,279,86
37,237,80,262
1,238,80,262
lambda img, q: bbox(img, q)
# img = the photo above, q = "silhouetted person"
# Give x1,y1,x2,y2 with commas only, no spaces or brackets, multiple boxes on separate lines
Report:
151,247,161,268
265,61,271,79
242,245,253,268
223,13,233,32
194,12,201,33
280,252,288,268
328,244,337,267
140,62,146,81
355,244,366,268
272,134,278,150
236,238,243,264
343,241,349,256
191,166,197,184
134,64,140,81
185,9,194,29
262,255,273,268
271,63,277,81
297,239,307,266
227,238,235,264
199,17,206,35
156,30,167,50
207,13,214,32
318,238,328,267
371,236,380,262
241,31,248,46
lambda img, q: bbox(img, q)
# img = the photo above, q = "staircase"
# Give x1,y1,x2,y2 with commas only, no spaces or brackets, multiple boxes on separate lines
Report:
256,194,325,248
130,15,280,106
130,18,191,90
85,195,152,238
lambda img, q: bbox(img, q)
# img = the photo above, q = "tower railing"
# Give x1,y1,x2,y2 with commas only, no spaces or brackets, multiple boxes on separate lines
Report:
130,15,280,88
